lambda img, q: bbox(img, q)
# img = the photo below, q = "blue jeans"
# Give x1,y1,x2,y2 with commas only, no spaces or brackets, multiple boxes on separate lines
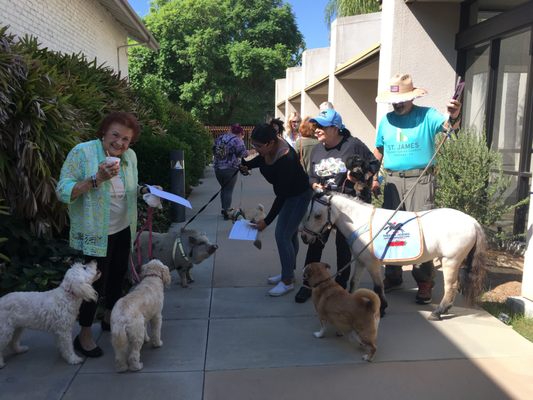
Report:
275,189,312,282
215,168,238,211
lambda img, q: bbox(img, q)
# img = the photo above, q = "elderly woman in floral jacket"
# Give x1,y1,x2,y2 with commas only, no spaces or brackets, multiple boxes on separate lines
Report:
57,111,153,358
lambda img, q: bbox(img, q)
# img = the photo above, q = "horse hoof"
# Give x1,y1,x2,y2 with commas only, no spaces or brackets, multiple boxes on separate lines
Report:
428,312,442,321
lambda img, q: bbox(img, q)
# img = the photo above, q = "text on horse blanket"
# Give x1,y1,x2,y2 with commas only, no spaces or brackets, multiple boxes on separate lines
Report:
370,209,422,262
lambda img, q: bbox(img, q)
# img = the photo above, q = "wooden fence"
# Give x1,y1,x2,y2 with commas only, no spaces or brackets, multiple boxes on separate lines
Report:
205,125,254,149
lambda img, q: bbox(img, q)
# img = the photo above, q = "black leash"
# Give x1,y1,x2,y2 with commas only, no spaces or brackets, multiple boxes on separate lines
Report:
182,168,241,228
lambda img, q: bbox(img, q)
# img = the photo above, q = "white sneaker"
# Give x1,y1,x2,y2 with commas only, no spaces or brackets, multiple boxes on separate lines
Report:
267,274,282,285
268,281,294,297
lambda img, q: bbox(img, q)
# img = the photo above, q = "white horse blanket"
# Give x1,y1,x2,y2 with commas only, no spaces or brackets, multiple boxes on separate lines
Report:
370,209,423,262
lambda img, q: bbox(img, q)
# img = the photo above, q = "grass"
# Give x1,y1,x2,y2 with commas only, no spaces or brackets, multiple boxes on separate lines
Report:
481,301,533,342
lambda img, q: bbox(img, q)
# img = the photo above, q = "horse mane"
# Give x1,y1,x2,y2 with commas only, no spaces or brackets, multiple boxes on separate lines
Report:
327,191,375,209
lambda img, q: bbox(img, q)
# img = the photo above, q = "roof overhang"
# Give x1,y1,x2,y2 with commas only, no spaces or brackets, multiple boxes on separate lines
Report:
98,0,159,50
288,91,301,102
304,74,329,94
335,43,380,78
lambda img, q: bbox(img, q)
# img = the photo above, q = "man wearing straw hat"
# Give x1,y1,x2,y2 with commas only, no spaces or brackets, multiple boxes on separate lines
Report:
372,73,461,304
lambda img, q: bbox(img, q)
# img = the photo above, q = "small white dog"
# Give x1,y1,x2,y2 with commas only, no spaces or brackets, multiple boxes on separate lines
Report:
111,259,171,372
227,204,266,249
0,261,100,368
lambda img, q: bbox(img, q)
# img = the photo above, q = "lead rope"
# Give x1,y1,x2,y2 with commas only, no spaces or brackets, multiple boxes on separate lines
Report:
129,206,154,284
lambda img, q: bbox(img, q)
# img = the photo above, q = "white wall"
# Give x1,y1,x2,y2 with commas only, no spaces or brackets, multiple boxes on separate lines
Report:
329,13,381,147
329,13,381,101
285,66,302,118
301,47,329,117
275,78,286,120
377,0,460,123
0,0,129,75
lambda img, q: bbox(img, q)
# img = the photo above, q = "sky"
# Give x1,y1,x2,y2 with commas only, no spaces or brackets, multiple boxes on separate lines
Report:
128,0,331,49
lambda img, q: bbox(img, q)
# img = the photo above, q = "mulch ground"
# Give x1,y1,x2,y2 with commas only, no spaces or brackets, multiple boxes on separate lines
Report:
481,250,524,303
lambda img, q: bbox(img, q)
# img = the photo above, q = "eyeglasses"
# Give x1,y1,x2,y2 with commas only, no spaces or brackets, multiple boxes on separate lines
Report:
251,141,268,149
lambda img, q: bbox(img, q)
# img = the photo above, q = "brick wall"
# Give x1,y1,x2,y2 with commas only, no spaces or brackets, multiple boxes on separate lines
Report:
0,0,129,75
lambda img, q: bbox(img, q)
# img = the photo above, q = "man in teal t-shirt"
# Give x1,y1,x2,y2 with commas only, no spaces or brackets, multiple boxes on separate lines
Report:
372,74,461,304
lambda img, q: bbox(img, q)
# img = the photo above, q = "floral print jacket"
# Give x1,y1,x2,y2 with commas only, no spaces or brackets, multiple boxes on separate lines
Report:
56,139,138,256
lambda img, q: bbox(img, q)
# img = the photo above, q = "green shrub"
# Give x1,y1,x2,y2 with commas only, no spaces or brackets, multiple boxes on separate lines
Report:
0,199,9,263
0,216,81,295
435,129,521,229
165,104,212,187
0,25,212,292
135,133,190,190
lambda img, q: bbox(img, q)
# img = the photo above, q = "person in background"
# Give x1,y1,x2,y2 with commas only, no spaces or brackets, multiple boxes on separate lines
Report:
283,111,301,148
372,73,462,304
240,124,312,297
319,101,335,111
213,123,248,220
294,116,319,172
294,109,379,303
56,111,155,357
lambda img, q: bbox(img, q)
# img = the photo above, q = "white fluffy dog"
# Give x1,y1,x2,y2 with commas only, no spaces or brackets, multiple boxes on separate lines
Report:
0,261,100,368
111,259,171,372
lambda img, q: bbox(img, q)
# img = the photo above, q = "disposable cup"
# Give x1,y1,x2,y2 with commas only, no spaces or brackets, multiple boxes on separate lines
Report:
105,156,120,168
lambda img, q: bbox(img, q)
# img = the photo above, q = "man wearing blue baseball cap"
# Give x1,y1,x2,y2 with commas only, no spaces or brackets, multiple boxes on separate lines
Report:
294,108,380,303
373,73,462,304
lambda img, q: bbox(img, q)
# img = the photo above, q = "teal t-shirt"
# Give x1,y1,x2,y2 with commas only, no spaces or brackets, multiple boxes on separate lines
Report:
375,105,446,170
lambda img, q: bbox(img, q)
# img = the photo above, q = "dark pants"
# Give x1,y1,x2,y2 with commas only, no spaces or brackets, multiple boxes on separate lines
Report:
304,228,351,289
215,168,238,211
79,227,131,327
382,173,435,284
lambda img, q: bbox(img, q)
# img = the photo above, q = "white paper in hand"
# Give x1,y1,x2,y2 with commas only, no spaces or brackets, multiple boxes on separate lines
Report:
229,220,259,241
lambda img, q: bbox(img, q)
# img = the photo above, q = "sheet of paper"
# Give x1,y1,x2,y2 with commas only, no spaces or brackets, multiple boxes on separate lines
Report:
147,185,192,209
229,219,259,241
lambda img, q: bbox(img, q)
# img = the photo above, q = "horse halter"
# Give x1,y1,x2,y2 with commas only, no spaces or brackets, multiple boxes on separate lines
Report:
302,192,333,245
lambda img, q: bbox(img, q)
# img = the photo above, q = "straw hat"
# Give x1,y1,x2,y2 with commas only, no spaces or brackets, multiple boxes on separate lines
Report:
375,74,428,104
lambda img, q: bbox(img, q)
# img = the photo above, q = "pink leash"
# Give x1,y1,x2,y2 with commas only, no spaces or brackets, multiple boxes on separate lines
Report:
129,207,154,283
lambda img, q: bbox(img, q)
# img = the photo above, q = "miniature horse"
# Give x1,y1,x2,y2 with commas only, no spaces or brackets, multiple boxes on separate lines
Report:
300,192,486,320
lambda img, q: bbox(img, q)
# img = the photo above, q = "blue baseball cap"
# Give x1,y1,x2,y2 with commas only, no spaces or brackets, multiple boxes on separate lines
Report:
310,109,343,129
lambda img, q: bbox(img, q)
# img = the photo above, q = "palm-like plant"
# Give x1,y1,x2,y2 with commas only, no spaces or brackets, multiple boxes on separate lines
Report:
0,199,9,262
325,0,381,26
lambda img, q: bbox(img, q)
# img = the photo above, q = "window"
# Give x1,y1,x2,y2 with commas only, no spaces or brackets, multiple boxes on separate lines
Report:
463,43,490,134
491,30,531,177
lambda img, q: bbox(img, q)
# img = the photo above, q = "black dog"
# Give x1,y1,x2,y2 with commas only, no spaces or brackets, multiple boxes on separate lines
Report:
345,155,373,202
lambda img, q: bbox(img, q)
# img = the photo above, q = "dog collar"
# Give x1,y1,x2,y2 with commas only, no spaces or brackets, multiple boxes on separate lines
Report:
142,273,163,281
172,236,192,269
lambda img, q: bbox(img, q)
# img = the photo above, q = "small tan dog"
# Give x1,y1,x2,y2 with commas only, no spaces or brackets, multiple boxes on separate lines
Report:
304,262,381,362
111,259,171,372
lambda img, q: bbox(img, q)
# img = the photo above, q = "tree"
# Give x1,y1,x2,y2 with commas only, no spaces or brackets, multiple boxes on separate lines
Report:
325,0,381,26
128,0,303,124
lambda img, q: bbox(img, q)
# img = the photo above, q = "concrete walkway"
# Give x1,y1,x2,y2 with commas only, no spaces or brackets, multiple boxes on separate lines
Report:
2,166,533,400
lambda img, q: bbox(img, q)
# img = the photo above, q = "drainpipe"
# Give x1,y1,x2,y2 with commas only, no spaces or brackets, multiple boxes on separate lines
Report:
116,42,148,77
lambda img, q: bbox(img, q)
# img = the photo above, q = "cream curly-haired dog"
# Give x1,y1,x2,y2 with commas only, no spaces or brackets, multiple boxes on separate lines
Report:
111,259,171,372
0,261,100,368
